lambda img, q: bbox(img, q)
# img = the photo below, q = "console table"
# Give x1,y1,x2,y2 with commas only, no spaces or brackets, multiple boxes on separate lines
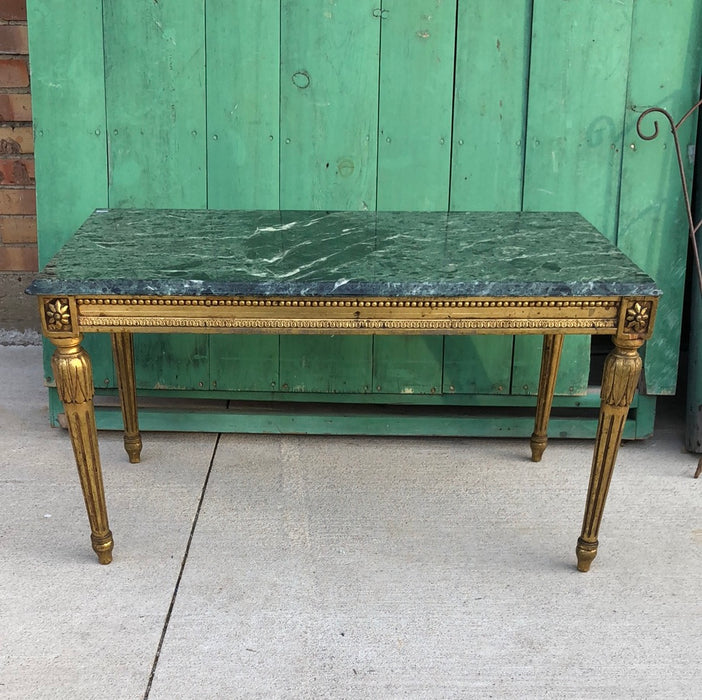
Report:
27,209,660,571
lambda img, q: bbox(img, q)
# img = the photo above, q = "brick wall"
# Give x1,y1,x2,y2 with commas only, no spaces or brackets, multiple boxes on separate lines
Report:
0,0,36,272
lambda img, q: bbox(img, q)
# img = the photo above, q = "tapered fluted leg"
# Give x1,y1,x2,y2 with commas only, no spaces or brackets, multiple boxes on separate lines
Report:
576,335,643,572
111,332,142,463
530,334,564,462
51,336,113,564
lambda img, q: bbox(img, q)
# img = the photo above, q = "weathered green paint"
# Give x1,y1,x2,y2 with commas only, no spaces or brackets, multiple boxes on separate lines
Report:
447,0,533,396
87,403,642,440
443,333,513,395
618,0,702,395
634,395,657,440
56,386,644,410
26,0,112,389
210,335,279,392
133,334,209,392
102,0,207,208
373,0,457,394
206,1,280,210
279,1,379,209
48,386,653,440
511,334,591,397
30,0,702,436
515,0,634,395
102,0,209,393
524,0,634,237
373,336,443,395
205,1,281,394
279,336,373,394
277,4,380,396
26,0,108,266
376,0,456,210
450,0,531,210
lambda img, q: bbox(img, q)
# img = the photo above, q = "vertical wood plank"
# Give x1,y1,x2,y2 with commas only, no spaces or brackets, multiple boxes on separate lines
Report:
206,1,281,393
523,0,634,237
450,0,531,210
279,336,373,394
209,335,279,392
374,0,457,395
103,0,207,207
373,336,443,395
27,0,114,388
279,0,379,210
278,2,380,394
103,0,208,390
446,0,532,394
27,0,108,264
443,334,511,396
376,0,457,210
133,334,209,391
514,0,634,395
206,0,280,209
618,0,702,394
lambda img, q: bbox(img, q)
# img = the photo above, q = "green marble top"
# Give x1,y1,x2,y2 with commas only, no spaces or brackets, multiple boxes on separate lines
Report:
27,209,660,298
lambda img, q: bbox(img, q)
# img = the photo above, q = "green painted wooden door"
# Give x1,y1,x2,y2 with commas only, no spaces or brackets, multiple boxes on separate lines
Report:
27,0,702,428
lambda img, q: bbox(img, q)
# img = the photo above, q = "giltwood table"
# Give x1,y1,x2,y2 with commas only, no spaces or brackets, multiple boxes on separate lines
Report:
28,209,660,571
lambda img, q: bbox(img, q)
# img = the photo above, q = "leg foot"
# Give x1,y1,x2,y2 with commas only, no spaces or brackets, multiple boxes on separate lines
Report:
576,537,598,572
92,532,114,564
531,335,564,462
123,435,143,464
530,435,548,463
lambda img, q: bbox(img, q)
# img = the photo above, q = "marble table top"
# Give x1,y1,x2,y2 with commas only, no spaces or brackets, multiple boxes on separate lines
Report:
27,209,660,298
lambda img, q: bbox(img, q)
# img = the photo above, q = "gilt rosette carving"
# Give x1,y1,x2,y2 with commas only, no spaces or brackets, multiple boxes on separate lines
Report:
44,298,73,332
623,301,651,335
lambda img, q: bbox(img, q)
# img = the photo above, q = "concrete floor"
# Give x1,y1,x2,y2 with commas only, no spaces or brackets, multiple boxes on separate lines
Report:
1,344,701,699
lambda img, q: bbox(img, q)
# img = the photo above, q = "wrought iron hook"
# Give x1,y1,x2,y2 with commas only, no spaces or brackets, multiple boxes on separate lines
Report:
636,99,702,296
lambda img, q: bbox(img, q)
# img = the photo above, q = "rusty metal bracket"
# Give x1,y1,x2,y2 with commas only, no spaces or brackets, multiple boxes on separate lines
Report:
636,99,702,295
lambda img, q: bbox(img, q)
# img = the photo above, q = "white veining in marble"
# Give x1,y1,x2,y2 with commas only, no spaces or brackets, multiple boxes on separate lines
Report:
27,210,660,298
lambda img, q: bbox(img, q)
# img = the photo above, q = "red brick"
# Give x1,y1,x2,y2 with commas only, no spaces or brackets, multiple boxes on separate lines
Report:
0,57,29,87
0,187,35,214
0,1,27,21
0,93,31,121
0,25,28,54
0,244,37,271
0,125,33,153
0,214,35,243
0,156,34,184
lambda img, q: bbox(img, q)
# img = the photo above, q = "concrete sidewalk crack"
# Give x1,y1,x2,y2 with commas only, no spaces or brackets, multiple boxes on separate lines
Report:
142,432,222,700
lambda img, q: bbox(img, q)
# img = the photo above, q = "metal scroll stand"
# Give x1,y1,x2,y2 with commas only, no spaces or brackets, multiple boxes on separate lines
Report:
636,98,702,478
